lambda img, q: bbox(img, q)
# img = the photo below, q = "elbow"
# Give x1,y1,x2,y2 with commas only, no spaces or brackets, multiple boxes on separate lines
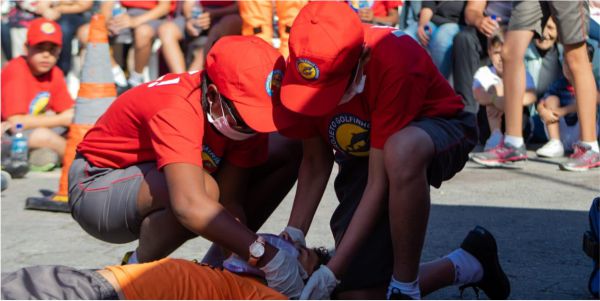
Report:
171,194,222,232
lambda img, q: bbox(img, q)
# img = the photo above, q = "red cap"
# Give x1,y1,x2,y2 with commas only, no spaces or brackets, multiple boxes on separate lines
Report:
206,36,301,133
281,1,364,116
27,18,62,47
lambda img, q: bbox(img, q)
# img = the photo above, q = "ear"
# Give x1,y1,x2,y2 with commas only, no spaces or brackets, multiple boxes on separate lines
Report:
23,43,29,56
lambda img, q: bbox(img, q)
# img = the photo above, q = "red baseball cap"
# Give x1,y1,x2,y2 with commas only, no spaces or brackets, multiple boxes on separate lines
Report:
281,1,364,116
27,18,62,47
206,36,302,133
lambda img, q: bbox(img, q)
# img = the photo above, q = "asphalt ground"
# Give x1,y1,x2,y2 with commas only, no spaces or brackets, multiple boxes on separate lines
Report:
1,151,599,299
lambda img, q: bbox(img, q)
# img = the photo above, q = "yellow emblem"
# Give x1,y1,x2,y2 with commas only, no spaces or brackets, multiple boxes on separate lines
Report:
40,22,56,34
297,59,319,80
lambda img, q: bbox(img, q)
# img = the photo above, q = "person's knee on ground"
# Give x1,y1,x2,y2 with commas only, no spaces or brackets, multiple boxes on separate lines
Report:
27,127,66,157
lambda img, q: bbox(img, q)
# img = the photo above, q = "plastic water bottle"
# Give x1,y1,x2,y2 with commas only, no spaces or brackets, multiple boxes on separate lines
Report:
11,123,28,162
358,0,371,9
112,2,132,44
191,2,203,32
424,25,432,37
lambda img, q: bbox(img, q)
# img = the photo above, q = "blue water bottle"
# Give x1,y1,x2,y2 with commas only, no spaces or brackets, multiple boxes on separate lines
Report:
11,123,28,162
112,2,132,44
191,2,203,32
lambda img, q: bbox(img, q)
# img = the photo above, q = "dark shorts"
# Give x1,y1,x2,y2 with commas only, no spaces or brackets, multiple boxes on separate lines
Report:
508,1,589,45
1,266,118,300
331,111,477,292
68,153,153,244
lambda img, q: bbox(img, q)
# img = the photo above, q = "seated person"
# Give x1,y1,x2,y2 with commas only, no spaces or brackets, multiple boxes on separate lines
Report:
348,0,401,26
158,0,241,73
102,0,172,87
536,44,599,159
1,235,326,300
472,31,536,152
1,18,74,172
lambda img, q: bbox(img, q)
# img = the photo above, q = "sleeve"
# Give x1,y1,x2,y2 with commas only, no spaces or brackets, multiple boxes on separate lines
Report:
525,70,536,91
48,68,74,113
1,61,29,120
370,70,428,149
473,66,499,91
385,1,402,9
224,133,269,168
148,106,205,169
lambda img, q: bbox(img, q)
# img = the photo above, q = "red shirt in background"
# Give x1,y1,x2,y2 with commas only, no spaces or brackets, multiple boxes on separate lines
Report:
348,0,402,17
120,0,177,13
77,71,268,172
1,56,74,121
200,0,235,7
282,25,463,157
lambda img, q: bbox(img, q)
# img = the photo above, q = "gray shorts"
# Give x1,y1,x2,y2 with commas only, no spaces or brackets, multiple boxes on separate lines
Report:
1,266,117,300
508,1,589,45
128,8,164,32
68,153,154,243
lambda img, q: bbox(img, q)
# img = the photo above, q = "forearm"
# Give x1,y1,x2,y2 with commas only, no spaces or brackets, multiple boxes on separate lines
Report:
464,1,486,27
522,90,537,106
131,0,170,27
473,87,495,106
373,9,399,26
417,7,433,26
7,112,71,130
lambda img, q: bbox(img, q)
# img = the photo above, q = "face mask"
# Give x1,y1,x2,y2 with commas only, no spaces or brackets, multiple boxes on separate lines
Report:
207,96,257,141
339,74,366,105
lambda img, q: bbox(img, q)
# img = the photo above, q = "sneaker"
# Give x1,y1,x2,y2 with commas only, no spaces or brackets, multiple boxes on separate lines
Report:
471,142,527,167
29,148,59,172
388,288,414,300
121,251,134,265
459,226,510,300
536,139,564,158
559,143,600,172
484,131,503,151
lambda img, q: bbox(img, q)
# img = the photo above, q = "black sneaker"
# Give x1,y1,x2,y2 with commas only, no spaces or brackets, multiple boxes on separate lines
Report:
459,226,510,299
388,287,414,300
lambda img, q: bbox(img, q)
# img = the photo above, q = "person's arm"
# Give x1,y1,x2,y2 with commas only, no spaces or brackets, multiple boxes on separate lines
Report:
111,0,170,32
286,137,334,235
326,148,388,277
54,0,94,15
6,108,73,131
205,2,238,19
416,6,434,46
372,6,400,26
464,0,499,38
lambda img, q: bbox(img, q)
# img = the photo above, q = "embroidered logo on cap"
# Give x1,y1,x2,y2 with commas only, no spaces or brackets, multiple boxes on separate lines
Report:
40,22,56,34
297,59,319,81
266,69,283,96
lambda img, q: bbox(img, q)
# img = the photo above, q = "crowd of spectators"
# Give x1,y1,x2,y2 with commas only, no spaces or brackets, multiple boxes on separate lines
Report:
1,0,599,172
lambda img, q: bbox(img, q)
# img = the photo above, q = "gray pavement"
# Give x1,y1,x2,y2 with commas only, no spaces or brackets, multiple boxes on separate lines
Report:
1,152,599,299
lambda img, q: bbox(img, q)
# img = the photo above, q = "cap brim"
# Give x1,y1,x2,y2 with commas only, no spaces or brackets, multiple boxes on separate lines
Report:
29,38,62,47
281,73,351,117
234,101,304,133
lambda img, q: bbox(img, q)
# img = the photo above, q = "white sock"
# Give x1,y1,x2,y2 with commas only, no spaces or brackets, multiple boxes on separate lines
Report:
581,140,600,153
127,251,139,264
445,248,483,286
504,135,524,148
387,276,421,299
111,66,128,87
128,71,144,87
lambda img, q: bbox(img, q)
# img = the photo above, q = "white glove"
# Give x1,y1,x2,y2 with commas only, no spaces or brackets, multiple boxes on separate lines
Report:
281,226,307,247
260,249,305,299
300,265,340,300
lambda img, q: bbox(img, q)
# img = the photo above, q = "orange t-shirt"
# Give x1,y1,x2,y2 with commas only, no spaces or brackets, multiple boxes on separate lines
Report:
106,258,287,300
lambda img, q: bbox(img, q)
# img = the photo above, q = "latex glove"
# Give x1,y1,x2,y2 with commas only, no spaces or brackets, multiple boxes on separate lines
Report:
300,265,340,300
260,249,305,299
280,226,306,247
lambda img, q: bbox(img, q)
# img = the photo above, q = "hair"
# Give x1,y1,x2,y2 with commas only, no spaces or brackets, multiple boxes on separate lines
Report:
312,247,332,268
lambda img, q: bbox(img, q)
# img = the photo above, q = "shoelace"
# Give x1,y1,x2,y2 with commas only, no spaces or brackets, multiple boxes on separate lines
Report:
569,144,588,159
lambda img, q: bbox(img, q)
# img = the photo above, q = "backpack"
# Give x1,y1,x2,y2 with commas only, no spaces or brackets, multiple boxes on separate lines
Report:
584,197,599,298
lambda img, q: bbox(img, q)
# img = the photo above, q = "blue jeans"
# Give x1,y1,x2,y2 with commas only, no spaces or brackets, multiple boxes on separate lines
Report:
405,22,462,78
56,13,86,75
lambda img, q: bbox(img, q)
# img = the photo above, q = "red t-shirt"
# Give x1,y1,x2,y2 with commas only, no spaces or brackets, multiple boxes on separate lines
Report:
200,0,235,8
120,0,177,13
77,71,268,171
283,25,463,157
1,56,74,121
372,0,402,17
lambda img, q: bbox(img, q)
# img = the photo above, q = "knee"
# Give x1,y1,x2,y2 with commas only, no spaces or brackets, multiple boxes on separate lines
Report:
28,128,62,147
157,22,179,41
383,129,434,182
134,25,155,48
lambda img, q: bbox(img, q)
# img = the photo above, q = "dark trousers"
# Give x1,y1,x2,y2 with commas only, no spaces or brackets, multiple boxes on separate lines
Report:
56,14,86,75
452,26,489,115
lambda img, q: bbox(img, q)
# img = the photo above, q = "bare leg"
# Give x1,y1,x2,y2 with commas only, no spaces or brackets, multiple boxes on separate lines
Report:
384,126,435,282
486,105,503,133
501,30,535,138
157,21,185,73
543,96,561,140
27,128,67,156
563,42,598,142
133,24,155,74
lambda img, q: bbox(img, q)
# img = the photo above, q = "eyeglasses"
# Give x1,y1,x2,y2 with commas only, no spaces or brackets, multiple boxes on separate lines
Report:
211,93,256,134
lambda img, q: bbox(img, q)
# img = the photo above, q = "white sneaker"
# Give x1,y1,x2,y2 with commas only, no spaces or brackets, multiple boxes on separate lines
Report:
536,139,564,158
484,131,503,151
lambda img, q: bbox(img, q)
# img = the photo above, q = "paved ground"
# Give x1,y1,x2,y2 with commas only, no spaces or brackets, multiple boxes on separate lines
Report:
1,152,599,299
